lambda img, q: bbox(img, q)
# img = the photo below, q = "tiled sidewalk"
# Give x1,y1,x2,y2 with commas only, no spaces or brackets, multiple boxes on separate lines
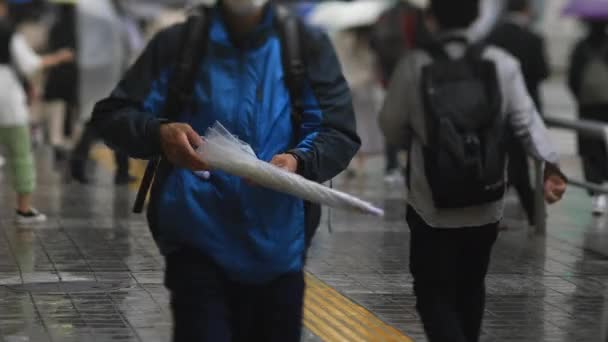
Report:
0,150,607,341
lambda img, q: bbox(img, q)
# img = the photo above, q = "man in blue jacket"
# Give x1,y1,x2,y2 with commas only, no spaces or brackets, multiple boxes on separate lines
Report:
91,0,360,341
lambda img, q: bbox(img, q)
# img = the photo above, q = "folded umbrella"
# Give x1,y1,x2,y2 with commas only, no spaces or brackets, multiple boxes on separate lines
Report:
197,122,384,217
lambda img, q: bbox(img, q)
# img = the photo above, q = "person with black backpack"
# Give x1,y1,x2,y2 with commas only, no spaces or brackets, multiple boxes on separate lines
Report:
568,19,608,216
90,0,359,341
379,0,566,341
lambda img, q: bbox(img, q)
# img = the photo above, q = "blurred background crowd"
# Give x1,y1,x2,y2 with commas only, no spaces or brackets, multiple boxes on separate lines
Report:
0,0,606,220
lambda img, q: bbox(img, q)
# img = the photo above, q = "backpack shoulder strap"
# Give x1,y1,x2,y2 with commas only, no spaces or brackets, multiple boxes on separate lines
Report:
420,39,449,60
133,6,210,214
275,5,306,126
163,6,211,119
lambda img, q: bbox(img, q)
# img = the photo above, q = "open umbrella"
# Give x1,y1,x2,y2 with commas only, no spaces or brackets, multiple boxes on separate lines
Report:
564,0,608,19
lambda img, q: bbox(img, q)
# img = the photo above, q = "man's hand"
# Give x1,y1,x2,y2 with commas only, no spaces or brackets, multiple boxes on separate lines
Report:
270,154,298,173
159,123,208,171
544,174,567,204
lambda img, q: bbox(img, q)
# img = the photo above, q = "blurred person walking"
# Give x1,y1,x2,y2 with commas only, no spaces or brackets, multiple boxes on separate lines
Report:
568,19,608,215
0,0,73,223
370,1,424,183
91,0,358,340
487,0,550,227
333,26,383,178
44,1,78,164
379,0,566,340
69,0,140,185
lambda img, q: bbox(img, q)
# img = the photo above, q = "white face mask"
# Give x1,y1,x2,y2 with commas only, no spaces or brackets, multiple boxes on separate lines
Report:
223,0,269,15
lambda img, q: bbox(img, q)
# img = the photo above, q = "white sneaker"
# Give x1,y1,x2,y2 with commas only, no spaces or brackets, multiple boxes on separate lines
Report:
0,155,4,168
15,208,47,225
592,195,607,216
384,169,403,184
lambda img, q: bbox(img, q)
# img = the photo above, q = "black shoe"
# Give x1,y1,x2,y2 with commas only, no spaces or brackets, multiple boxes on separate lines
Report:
115,173,137,185
70,159,89,184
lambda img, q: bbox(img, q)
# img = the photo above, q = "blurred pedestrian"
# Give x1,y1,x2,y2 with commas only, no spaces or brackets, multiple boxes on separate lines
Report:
370,1,423,183
91,0,359,340
487,0,550,227
379,0,566,340
70,0,138,185
0,0,73,223
568,19,608,215
44,2,78,164
334,26,383,178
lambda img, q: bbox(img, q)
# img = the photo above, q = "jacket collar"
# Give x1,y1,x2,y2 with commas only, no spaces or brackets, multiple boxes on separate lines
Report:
209,3,275,50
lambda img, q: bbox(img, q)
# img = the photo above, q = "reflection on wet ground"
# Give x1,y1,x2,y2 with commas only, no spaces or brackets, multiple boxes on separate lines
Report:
0,152,607,341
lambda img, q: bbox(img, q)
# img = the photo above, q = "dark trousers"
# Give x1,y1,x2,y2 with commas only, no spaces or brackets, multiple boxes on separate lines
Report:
63,104,76,138
578,108,608,194
165,248,305,342
72,121,129,177
407,208,498,342
385,143,399,172
507,139,535,225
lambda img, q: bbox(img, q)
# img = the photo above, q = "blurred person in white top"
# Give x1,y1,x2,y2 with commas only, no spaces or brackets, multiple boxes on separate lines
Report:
0,0,73,224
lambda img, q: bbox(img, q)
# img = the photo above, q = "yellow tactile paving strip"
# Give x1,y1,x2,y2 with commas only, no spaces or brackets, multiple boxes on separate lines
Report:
91,145,413,342
304,274,413,342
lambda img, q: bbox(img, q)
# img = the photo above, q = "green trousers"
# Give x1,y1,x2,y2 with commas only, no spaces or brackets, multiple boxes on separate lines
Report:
0,125,36,194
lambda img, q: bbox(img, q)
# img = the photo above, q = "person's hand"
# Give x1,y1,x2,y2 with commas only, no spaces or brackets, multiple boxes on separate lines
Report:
55,48,75,63
270,154,298,173
159,123,208,171
42,48,75,68
544,174,567,204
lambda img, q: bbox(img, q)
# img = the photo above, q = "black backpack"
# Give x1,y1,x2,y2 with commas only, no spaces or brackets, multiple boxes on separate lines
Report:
420,41,507,208
135,5,323,245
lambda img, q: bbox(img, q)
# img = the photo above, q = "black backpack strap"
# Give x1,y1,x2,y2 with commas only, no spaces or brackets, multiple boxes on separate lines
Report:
420,38,449,60
164,6,211,119
275,5,306,132
133,6,211,214
275,7,328,244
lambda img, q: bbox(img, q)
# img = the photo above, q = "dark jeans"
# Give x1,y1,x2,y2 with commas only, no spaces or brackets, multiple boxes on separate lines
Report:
407,207,498,342
165,248,305,342
507,138,535,225
72,121,129,177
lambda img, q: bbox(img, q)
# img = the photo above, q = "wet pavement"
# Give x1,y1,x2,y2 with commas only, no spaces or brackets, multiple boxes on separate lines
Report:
1,76,608,341
0,149,606,342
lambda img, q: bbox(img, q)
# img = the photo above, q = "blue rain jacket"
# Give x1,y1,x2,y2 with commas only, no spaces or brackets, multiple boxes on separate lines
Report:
91,5,360,284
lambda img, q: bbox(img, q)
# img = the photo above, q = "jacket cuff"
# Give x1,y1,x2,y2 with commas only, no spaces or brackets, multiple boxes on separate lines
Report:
286,149,309,178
